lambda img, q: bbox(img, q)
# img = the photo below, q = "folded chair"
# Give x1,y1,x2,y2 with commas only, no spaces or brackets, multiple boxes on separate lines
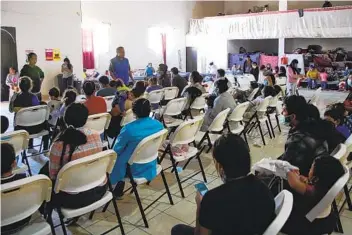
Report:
84,113,111,149
160,117,206,198
195,108,231,153
163,87,179,101
263,190,293,235
50,150,125,235
1,130,30,175
227,102,250,143
244,96,273,146
1,175,54,235
103,129,173,228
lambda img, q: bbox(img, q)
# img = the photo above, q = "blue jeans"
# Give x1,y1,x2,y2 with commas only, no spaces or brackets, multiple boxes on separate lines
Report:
321,81,328,90
307,78,317,89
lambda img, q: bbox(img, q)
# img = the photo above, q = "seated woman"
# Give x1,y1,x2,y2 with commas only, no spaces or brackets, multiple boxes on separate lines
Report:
145,76,162,93
244,86,277,119
110,98,164,198
171,134,275,235
182,71,206,116
284,156,345,235
48,103,106,208
324,108,351,138
201,79,236,131
11,76,49,153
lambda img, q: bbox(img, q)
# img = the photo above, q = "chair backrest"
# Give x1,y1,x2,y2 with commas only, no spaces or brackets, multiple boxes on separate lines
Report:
147,89,164,105
170,117,204,146
331,143,347,160
257,96,272,113
54,150,117,193
76,95,87,102
269,95,279,108
208,108,231,132
276,76,287,86
162,97,188,116
306,165,350,222
263,190,293,235
120,109,135,126
190,93,207,110
104,95,115,112
84,113,111,135
163,87,179,101
309,88,322,105
1,175,52,227
345,134,352,157
14,105,49,127
247,87,260,101
0,130,29,156
228,102,250,122
128,129,168,164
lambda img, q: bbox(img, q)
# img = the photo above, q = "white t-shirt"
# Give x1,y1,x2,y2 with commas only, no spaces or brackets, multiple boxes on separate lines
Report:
209,77,232,94
208,64,218,75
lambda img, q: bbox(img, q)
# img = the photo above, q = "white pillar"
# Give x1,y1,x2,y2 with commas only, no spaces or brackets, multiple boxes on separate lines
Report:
278,0,287,66
279,0,287,11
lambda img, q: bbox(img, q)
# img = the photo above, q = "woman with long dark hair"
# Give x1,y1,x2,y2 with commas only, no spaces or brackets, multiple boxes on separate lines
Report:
61,57,74,91
286,59,303,96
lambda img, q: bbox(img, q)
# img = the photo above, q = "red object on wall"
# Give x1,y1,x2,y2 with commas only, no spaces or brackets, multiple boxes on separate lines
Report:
82,28,95,69
281,55,288,65
161,33,167,65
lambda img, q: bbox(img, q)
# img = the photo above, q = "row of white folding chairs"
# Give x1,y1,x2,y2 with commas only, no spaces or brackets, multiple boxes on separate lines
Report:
145,86,179,107
1,150,125,235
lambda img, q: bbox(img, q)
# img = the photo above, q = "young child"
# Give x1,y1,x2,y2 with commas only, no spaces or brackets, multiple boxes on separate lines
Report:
319,68,328,90
1,115,9,134
324,108,351,138
146,77,162,93
306,64,319,89
47,87,62,126
285,156,345,234
1,143,31,234
111,80,131,117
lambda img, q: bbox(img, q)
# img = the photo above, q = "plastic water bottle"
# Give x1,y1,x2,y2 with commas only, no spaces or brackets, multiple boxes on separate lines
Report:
176,167,183,173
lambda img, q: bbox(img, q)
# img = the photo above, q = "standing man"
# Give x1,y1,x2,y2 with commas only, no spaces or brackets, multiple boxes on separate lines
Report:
109,47,134,85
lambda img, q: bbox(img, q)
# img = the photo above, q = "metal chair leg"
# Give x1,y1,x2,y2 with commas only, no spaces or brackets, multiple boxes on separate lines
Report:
22,150,32,176
107,178,126,235
265,120,272,139
127,167,148,228
332,200,344,233
170,153,185,198
257,122,266,146
275,114,282,132
160,170,174,205
344,185,352,210
267,115,276,138
57,208,68,235
196,148,207,183
46,208,56,235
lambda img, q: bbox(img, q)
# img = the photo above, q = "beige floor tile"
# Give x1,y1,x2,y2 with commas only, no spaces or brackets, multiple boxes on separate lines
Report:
140,212,184,235
141,191,181,211
123,206,162,226
164,200,197,224
77,210,114,228
126,228,151,235
85,220,134,235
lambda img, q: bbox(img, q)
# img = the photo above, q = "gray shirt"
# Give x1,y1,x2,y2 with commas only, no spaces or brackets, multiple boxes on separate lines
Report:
96,87,116,97
171,74,188,97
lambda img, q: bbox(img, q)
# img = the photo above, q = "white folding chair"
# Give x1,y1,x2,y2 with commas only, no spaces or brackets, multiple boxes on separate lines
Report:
247,87,260,101
163,87,179,101
266,95,282,138
160,97,188,128
305,165,350,234
1,130,30,175
14,105,50,167
160,117,206,198
331,144,347,161
120,109,135,127
146,89,164,113
1,175,54,235
122,129,172,228
276,76,287,86
51,150,125,235
280,85,287,98
186,93,207,119
195,108,231,153
308,87,322,106
244,96,273,146
84,113,111,148
104,95,115,112
263,190,293,235
227,102,250,143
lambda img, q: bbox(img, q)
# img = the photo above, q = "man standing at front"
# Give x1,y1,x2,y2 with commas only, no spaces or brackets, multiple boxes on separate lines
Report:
109,47,134,85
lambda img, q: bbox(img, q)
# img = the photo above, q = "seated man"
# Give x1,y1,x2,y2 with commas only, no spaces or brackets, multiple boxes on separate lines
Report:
96,75,116,97
171,134,275,235
83,80,107,115
1,143,31,234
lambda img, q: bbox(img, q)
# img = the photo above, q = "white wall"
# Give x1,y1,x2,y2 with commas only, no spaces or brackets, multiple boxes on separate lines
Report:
1,1,83,94
81,1,195,72
227,39,279,54
285,38,352,53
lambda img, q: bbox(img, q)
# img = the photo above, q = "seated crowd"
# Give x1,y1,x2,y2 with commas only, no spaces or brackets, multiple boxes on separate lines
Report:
1,65,351,235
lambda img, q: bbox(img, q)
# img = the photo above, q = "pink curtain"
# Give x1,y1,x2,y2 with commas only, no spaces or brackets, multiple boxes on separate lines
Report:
260,54,279,68
82,29,95,69
161,33,167,65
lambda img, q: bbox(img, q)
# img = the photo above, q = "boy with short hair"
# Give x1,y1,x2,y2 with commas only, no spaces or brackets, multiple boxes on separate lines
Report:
1,143,31,234
48,87,62,126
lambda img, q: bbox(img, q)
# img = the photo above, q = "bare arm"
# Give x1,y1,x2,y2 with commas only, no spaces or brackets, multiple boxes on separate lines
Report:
129,65,134,82
194,192,212,235
287,171,307,195
109,61,117,80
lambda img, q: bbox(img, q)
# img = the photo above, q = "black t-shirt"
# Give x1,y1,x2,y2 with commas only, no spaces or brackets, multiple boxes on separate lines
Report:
199,175,275,235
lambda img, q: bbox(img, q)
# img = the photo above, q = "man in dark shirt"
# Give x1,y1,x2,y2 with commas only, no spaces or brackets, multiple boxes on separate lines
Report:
1,143,30,234
322,1,332,8
171,67,187,97
20,53,44,101
96,75,116,97
171,134,275,235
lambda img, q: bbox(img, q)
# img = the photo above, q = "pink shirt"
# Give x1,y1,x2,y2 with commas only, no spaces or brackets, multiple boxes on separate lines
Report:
287,67,297,83
320,72,328,82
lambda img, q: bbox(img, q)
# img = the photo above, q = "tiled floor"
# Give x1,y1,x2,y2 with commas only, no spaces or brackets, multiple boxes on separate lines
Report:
1,89,352,235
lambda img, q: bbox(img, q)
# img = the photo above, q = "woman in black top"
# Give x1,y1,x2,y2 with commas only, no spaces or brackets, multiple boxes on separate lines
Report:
171,134,275,235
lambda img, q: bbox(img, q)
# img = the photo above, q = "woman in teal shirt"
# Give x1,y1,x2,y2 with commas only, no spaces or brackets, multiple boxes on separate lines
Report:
111,98,164,197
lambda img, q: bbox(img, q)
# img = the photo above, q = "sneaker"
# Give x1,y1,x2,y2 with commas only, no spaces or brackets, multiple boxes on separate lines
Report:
27,148,39,154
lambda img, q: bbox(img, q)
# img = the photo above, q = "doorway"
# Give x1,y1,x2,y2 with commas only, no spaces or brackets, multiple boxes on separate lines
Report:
186,47,197,72
1,27,18,101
